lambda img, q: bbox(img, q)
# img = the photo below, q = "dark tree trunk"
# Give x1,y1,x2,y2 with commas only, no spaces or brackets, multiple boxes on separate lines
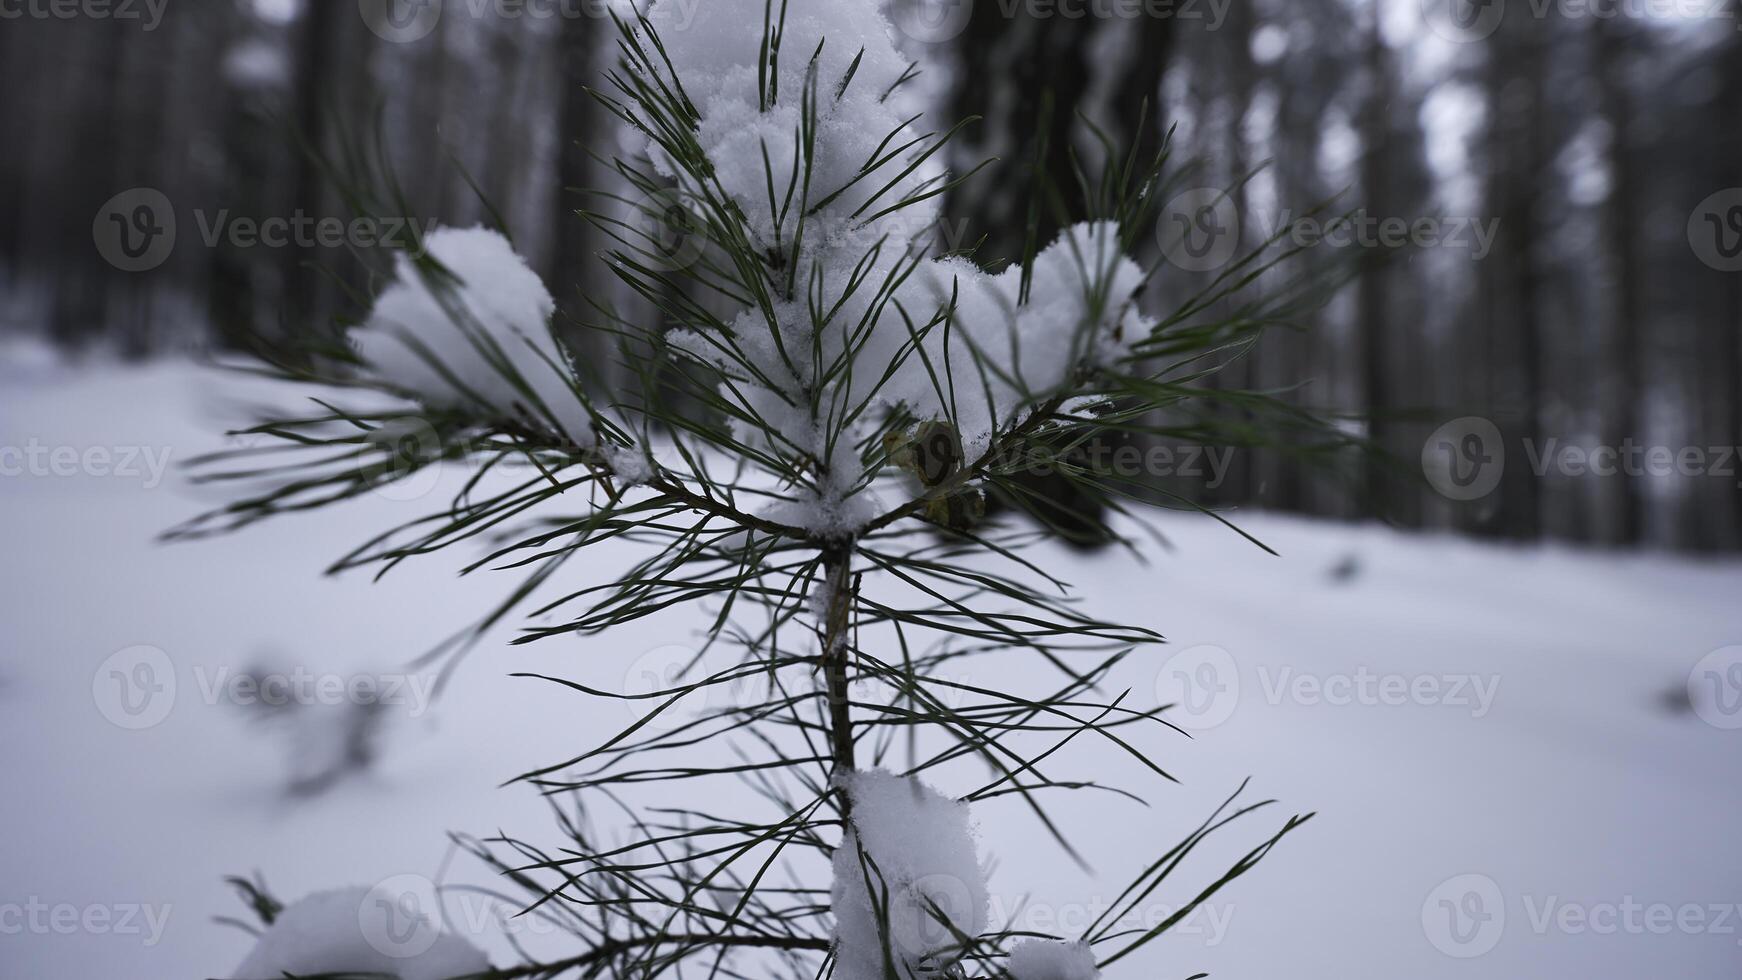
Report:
50,22,130,348
1358,13,1392,520
285,1,369,346
1218,0,1259,507
1478,16,1548,541
1733,39,1742,548
944,9,1174,546
946,10,1174,266
551,14,612,382
1595,17,1645,546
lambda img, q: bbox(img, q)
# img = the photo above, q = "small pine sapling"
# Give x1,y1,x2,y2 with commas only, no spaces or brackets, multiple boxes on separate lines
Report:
194,3,1353,978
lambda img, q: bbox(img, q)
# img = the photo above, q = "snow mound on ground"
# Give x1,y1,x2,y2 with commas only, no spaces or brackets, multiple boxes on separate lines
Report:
831,769,989,980
230,886,489,980
351,226,592,448
1007,939,1102,980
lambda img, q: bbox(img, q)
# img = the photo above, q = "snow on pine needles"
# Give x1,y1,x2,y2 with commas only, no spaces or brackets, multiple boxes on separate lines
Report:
352,226,594,449
638,0,1156,535
831,769,990,980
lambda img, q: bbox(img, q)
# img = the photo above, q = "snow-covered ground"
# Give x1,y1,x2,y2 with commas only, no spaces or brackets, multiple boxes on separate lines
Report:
2,345,1739,979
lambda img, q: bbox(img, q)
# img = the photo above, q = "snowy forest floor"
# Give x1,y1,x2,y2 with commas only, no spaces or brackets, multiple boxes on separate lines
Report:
2,342,1739,979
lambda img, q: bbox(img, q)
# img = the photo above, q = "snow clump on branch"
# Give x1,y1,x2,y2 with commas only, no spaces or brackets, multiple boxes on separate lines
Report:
642,0,1156,534
352,226,594,449
831,768,990,980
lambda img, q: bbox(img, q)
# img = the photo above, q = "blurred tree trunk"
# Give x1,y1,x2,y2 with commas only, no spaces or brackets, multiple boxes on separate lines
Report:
1218,1,1259,507
480,26,525,221
1260,0,1346,518
945,9,1174,545
286,1,371,345
1367,20,1438,530
0,23,29,270
946,10,1173,265
45,23,129,347
1479,17,1548,540
209,9,273,350
1358,13,1393,521
551,14,614,384
1594,17,1644,545
1731,34,1742,548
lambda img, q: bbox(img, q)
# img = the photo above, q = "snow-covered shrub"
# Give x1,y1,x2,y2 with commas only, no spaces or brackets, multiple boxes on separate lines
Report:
230,887,489,980
190,0,1336,977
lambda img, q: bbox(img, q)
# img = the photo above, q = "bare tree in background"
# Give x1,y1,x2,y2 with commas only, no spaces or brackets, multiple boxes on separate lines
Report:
946,8,1175,265
1595,15,1646,545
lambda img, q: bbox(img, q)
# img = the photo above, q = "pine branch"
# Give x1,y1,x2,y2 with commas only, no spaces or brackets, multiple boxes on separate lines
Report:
481,932,831,979
820,543,858,815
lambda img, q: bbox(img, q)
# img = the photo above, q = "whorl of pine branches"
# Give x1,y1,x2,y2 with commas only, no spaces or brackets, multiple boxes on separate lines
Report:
186,6,1361,979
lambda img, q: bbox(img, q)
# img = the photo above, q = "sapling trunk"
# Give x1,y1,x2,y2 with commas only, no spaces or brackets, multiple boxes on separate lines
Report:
822,542,858,818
